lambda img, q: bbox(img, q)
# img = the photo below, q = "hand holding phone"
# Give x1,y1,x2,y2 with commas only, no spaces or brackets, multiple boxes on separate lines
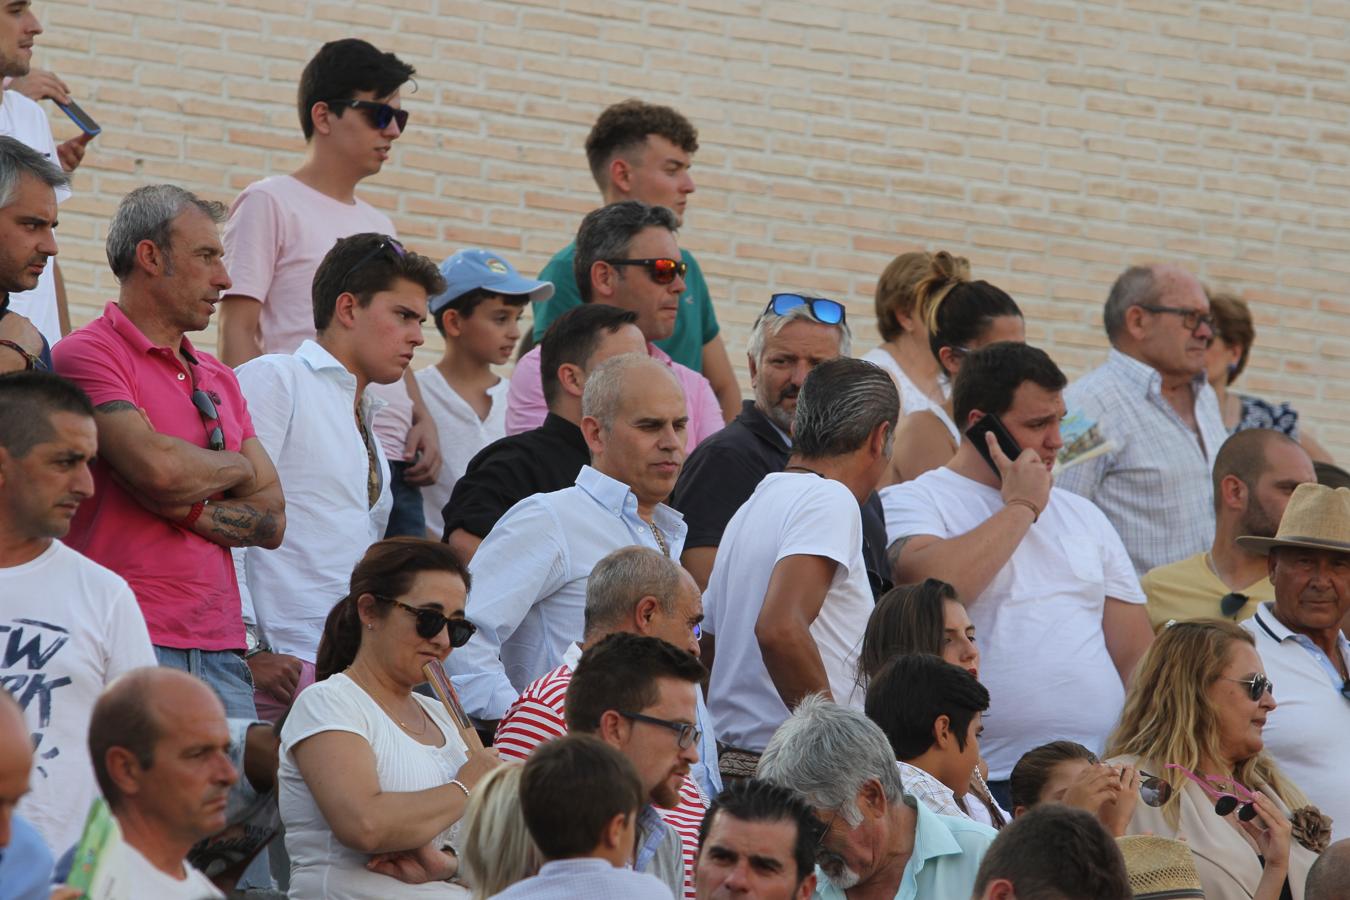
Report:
965,413,1052,516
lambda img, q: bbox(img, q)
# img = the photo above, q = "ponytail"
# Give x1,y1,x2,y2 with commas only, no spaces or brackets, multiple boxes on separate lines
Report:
315,593,364,682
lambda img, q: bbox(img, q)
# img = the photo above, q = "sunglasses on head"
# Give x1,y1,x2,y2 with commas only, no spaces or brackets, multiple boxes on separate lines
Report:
766,293,846,325
191,388,225,452
1144,764,1261,821
325,98,409,132
374,595,477,647
604,257,688,285
341,235,406,289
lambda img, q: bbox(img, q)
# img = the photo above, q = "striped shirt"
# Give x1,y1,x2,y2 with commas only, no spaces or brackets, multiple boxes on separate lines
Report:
495,656,707,900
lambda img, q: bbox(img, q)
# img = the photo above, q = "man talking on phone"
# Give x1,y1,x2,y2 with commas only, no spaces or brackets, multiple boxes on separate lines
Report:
880,342,1153,810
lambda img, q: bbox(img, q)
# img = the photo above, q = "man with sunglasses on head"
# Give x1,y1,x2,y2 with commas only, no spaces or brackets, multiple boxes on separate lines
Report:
529,99,741,422
566,632,708,899
494,546,715,899
52,185,284,723
219,39,444,541
232,233,444,722
1056,264,1228,576
505,200,724,452
1237,482,1350,842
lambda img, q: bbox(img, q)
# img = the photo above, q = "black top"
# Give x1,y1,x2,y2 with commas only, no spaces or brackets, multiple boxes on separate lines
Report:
440,412,591,542
671,400,893,598
0,294,53,371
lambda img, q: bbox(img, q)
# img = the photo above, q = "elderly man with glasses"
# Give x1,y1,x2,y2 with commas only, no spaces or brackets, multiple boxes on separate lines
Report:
1055,263,1229,575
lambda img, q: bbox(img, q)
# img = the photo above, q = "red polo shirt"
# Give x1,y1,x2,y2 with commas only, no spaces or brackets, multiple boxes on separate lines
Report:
53,302,256,651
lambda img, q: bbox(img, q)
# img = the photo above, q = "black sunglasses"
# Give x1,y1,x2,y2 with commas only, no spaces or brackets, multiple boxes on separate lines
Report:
325,98,409,132
341,235,406,288
617,710,701,749
1225,672,1274,702
374,595,476,646
1138,770,1259,822
1220,591,1250,618
604,257,688,285
1136,303,1215,334
191,389,225,452
766,293,846,325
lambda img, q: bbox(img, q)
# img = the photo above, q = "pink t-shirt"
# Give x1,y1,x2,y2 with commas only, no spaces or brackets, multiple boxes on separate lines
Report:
223,174,413,459
52,302,258,651
504,343,723,454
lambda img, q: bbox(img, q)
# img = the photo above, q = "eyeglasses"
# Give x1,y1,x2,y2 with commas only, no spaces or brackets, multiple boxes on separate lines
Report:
341,235,406,289
766,293,846,325
191,389,225,452
1220,592,1250,618
1137,304,1215,334
324,98,409,132
616,710,701,749
1224,672,1274,702
1160,764,1260,821
604,257,688,285
373,595,477,646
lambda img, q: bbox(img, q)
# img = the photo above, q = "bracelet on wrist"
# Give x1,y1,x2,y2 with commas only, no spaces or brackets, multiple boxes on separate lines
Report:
449,778,470,799
180,499,207,528
1005,498,1040,523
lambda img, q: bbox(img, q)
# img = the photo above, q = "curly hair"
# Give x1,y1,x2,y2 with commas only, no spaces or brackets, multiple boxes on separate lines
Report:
585,99,699,191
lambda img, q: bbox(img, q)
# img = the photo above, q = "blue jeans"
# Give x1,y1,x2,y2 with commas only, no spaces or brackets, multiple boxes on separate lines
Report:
383,460,427,538
154,646,259,720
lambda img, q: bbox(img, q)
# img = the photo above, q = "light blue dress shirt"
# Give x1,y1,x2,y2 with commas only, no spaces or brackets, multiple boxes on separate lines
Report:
0,816,54,900
813,796,994,900
448,466,688,720
489,856,673,899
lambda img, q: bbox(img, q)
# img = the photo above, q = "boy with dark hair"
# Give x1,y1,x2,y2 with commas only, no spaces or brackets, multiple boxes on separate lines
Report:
971,804,1131,900
220,38,442,540
695,779,821,900
530,99,740,420
865,654,1001,825
440,303,645,560
498,734,671,898
415,249,552,538
233,234,444,722
566,633,706,898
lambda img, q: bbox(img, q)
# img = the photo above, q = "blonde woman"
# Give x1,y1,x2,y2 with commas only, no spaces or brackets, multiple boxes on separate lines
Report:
458,764,542,899
1107,620,1327,900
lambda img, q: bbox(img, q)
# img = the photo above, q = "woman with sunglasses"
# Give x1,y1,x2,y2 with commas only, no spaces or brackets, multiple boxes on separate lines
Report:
1106,620,1323,900
881,252,1025,486
279,538,501,899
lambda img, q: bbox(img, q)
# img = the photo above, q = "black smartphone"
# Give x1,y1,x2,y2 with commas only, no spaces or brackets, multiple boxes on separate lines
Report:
55,99,100,136
966,414,1023,480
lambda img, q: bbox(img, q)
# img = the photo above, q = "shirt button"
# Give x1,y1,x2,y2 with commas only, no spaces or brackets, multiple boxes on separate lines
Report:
637,526,645,533
177,373,186,381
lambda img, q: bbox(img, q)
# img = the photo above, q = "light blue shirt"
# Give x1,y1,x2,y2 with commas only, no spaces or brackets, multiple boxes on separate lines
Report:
490,857,672,900
0,816,54,900
813,797,994,900
448,466,688,720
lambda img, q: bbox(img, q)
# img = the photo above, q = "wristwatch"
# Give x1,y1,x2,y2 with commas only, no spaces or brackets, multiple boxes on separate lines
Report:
243,624,271,659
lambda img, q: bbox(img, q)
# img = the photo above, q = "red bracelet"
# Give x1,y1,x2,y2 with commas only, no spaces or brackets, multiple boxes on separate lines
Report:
180,500,207,528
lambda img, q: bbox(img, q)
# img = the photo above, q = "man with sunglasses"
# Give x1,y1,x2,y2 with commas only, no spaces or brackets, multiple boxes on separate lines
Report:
1238,482,1350,841
219,38,445,539
566,632,708,900
530,99,742,422
1056,264,1228,576
494,546,715,899
505,200,724,453
52,185,284,724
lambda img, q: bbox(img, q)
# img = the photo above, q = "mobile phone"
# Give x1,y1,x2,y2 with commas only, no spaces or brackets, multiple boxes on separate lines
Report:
966,414,1023,480
55,100,100,137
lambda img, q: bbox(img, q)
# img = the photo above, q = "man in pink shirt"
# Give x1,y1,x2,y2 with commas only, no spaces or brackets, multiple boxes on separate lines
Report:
506,201,722,453
217,38,440,539
53,184,285,719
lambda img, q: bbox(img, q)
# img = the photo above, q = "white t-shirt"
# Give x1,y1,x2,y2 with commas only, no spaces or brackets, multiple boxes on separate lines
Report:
705,472,873,753
0,90,67,347
860,347,958,443
881,467,1145,779
279,673,471,900
412,366,509,537
1,541,157,856
119,844,224,899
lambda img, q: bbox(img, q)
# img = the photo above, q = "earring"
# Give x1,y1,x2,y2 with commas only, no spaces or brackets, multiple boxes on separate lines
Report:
365,623,373,631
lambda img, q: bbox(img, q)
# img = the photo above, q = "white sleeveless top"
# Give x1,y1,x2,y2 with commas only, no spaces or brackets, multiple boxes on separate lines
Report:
862,347,960,443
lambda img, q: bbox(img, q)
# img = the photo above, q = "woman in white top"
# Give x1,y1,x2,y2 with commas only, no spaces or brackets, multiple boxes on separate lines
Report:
280,538,501,899
884,253,1025,485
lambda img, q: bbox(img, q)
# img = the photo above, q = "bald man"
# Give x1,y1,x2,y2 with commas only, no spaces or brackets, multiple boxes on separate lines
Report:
1307,839,1350,900
88,668,234,898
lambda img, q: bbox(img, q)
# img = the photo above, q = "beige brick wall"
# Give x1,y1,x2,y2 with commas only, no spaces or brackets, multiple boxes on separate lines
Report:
31,0,1350,455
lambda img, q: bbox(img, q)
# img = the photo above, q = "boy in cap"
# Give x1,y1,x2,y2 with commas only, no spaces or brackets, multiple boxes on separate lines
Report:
415,249,553,537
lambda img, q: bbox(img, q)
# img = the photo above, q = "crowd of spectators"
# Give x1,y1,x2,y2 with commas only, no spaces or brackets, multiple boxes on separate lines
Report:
1,14,1349,900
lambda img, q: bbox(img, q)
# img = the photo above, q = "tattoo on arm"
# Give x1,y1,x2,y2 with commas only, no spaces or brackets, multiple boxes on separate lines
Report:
95,399,139,413
203,501,280,547
886,536,911,573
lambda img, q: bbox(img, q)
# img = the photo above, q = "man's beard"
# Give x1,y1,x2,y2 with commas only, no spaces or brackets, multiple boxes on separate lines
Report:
1241,497,1280,540
758,386,797,435
819,853,861,890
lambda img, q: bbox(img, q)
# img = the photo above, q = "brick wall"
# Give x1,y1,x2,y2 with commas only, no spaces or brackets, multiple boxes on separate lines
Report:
33,0,1350,454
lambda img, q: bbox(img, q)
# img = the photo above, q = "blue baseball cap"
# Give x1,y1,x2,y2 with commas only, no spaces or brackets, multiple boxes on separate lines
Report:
429,249,554,315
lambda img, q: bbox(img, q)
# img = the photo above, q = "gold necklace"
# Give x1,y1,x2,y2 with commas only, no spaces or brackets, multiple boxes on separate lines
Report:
347,666,430,737
651,523,669,557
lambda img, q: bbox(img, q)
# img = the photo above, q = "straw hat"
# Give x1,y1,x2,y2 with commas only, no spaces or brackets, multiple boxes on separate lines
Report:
1236,482,1350,555
1117,836,1204,899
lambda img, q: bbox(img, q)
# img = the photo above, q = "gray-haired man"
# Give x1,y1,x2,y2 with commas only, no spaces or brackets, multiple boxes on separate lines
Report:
705,357,898,778
449,352,690,725
0,135,67,373
758,696,994,898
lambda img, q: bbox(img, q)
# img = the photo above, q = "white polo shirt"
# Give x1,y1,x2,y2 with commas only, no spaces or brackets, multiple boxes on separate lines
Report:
1243,602,1350,841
